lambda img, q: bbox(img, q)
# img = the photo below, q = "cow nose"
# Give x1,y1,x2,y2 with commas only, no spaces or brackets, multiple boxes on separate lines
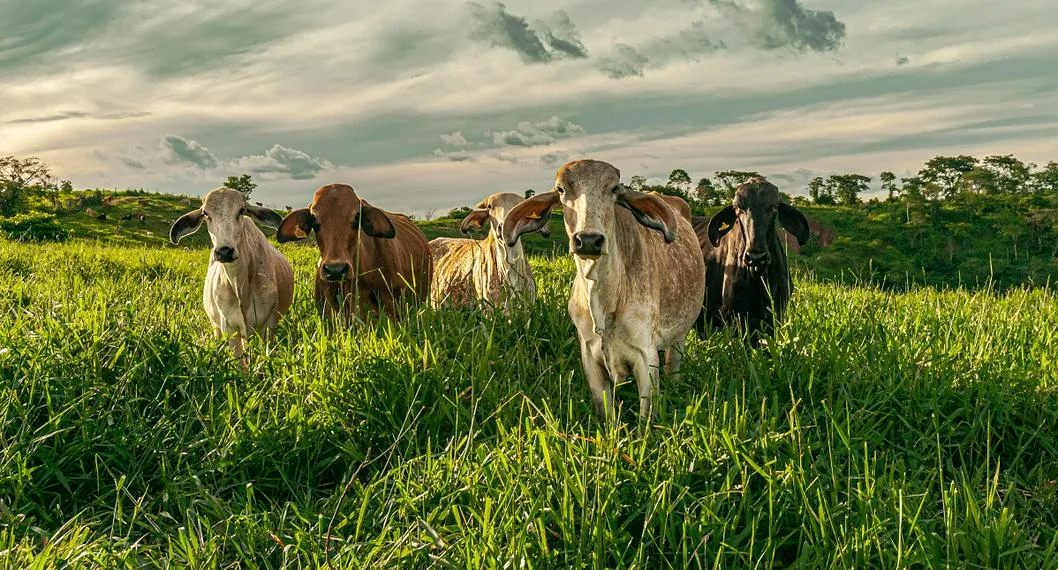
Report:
214,246,236,263
322,263,350,281
743,250,770,267
573,233,605,257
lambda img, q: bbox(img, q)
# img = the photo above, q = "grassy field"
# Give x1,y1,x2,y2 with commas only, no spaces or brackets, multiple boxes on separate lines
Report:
2,239,1058,568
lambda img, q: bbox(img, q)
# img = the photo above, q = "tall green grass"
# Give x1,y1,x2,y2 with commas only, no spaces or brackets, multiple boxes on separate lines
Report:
1,240,1057,568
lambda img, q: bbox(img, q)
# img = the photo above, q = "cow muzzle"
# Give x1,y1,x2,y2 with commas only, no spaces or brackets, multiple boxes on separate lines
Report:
743,249,770,272
214,246,237,263
322,262,351,282
573,232,605,258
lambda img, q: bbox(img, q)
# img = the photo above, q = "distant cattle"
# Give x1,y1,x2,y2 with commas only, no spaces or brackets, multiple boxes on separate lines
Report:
180,197,193,206
96,212,107,221
692,177,810,346
85,208,97,217
429,192,547,310
120,213,134,221
169,188,294,359
255,202,263,207
503,159,705,423
277,184,432,323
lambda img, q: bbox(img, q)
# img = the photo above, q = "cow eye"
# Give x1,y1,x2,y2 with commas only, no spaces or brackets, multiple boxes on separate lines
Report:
611,185,620,194
556,187,565,194
237,208,245,218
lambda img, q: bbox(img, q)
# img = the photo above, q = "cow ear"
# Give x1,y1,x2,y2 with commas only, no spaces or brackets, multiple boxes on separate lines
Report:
502,191,560,247
707,206,737,247
356,204,396,239
459,209,489,234
778,202,810,246
616,186,678,243
169,210,204,244
277,208,315,243
244,204,284,230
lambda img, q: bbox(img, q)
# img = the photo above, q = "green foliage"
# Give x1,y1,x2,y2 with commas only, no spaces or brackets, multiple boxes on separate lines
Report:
225,174,257,200
1,155,55,217
0,212,69,242
1,241,1057,567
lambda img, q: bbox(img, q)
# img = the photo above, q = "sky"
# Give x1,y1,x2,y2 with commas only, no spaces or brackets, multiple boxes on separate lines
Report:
2,0,1056,216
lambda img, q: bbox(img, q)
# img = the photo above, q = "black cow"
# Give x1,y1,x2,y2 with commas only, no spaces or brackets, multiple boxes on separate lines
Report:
692,177,810,346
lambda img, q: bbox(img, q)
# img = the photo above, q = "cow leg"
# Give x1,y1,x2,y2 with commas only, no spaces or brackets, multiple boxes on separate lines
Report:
664,336,686,383
632,345,662,423
580,339,615,424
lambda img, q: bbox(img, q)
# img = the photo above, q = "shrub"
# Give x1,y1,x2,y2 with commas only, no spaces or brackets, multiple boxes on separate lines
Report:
0,212,69,242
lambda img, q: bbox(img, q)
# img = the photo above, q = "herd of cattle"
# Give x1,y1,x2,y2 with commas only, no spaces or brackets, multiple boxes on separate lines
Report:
169,159,810,422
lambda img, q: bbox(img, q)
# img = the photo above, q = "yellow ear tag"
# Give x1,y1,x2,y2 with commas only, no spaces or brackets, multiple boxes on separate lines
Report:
718,222,730,231
294,226,307,238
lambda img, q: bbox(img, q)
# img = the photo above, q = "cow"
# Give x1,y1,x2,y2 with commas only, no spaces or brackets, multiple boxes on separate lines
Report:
96,212,107,221
134,212,147,224
169,187,294,358
502,159,706,423
120,213,134,221
276,183,432,324
428,192,548,310
691,177,810,346
85,208,97,217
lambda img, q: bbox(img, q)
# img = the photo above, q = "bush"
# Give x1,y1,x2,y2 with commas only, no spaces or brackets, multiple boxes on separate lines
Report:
0,212,69,242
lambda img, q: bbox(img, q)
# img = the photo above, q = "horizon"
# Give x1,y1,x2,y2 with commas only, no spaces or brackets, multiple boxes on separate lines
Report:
3,0,1055,216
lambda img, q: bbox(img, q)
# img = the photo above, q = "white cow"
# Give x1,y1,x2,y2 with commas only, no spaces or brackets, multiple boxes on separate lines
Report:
503,159,706,423
428,192,548,310
170,188,294,358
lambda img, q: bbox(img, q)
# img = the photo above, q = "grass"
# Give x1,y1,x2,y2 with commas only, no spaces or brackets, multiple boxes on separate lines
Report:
1,239,1058,568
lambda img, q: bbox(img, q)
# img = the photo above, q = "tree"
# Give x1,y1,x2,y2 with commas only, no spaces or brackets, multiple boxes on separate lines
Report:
807,176,834,205
1,156,55,217
1032,161,1058,194
224,174,257,200
667,169,692,192
827,174,871,205
917,155,978,198
423,208,437,221
629,175,647,191
879,171,897,201
694,177,718,206
447,206,473,219
960,167,998,195
714,170,762,202
524,189,535,198
981,154,1031,194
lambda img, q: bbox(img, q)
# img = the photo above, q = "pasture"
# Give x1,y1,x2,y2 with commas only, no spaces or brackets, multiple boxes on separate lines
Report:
2,239,1057,568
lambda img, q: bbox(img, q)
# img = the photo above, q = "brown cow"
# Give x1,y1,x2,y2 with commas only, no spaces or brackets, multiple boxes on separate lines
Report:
277,184,432,323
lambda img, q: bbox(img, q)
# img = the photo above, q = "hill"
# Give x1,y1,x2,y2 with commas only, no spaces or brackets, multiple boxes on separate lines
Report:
6,187,1058,289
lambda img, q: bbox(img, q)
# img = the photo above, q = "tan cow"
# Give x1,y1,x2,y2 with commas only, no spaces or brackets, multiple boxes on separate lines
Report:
428,192,549,310
503,159,706,423
170,188,294,358
277,183,431,323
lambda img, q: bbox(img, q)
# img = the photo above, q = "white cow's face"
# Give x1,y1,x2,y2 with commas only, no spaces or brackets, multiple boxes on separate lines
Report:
555,160,623,258
169,187,283,263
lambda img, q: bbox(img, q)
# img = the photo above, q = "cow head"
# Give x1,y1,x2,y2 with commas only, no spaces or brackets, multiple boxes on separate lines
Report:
276,184,396,282
707,177,810,273
502,159,677,259
461,192,551,242
169,187,283,263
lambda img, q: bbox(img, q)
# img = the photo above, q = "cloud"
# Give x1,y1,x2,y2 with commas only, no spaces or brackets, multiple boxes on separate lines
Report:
5,110,150,124
540,150,569,166
162,135,219,170
533,11,589,60
598,21,724,79
440,131,469,147
494,151,519,163
230,144,334,179
708,0,846,53
433,148,475,162
489,116,585,147
896,54,910,66
598,44,650,79
466,3,587,64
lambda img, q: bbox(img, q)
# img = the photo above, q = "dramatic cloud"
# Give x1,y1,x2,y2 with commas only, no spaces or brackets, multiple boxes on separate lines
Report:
230,144,334,180
433,148,475,162
162,135,219,170
5,110,150,124
708,0,846,53
494,151,519,163
540,150,569,166
533,11,589,59
440,131,469,147
598,44,650,79
489,116,585,147
467,3,587,63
